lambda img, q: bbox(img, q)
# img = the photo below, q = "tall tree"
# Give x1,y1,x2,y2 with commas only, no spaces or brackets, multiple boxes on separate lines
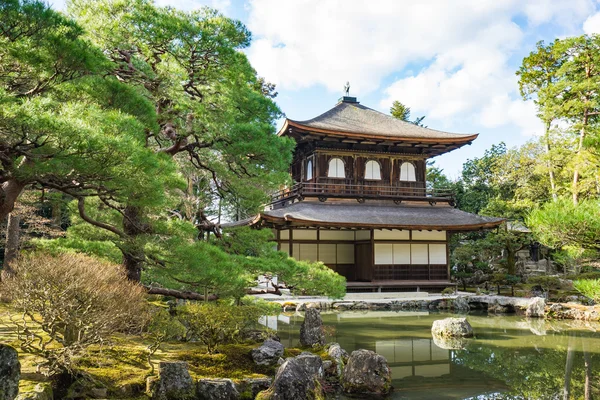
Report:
517,40,563,201
0,0,170,273
553,36,600,205
66,0,294,281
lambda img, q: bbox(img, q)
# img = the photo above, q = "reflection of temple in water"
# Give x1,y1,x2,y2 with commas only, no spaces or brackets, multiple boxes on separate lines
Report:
270,312,508,399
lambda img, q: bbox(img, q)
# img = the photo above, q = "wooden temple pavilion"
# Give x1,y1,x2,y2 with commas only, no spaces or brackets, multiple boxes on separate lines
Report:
234,96,503,291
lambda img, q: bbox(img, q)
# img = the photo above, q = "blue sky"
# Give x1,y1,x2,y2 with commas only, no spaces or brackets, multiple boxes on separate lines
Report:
50,0,600,178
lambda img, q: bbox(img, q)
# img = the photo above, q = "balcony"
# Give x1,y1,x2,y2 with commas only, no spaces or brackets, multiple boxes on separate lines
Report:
269,178,454,208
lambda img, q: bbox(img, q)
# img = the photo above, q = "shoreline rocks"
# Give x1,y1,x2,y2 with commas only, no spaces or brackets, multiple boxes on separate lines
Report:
276,295,599,321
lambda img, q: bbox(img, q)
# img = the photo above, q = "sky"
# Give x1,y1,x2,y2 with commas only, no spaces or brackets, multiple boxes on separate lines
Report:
49,0,600,178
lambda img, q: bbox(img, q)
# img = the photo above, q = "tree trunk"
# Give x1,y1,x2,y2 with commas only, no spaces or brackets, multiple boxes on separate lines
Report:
0,179,26,222
543,120,558,201
2,213,20,280
122,205,147,282
572,120,587,205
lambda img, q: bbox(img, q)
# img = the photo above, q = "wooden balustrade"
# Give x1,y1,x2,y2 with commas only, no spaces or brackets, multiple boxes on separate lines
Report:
269,180,455,207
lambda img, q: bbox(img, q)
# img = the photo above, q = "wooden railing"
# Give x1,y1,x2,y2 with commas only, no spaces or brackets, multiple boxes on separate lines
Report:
269,179,454,207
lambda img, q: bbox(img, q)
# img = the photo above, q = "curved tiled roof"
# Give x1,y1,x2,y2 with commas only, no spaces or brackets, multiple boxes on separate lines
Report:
280,100,477,142
261,201,502,230
219,201,503,231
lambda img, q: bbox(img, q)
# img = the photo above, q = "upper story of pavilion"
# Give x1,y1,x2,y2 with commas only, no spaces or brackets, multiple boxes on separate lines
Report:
269,96,477,208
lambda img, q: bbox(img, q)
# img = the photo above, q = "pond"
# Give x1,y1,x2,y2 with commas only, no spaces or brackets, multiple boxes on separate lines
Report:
265,311,600,399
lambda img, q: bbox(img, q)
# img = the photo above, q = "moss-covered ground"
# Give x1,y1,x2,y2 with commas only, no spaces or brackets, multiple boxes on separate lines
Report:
0,302,329,399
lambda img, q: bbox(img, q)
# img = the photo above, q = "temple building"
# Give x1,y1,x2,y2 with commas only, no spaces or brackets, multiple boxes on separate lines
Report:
237,95,503,291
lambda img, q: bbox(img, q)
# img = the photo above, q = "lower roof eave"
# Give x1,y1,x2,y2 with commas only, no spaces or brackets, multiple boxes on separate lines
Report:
261,214,505,232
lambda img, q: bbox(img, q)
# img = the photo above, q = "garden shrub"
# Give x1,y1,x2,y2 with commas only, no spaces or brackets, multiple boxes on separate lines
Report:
0,252,148,376
178,299,277,353
567,271,600,281
573,279,600,302
527,276,562,292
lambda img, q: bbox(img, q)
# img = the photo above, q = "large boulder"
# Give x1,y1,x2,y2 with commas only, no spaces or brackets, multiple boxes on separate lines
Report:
257,353,324,400
252,339,285,366
196,379,238,400
147,362,195,400
526,297,546,318
299,308,325,347
432,317,474,338
0,344,20,400
341,349,392,396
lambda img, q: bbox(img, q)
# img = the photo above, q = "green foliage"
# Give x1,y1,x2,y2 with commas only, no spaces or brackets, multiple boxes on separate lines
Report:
145,308,187,373
177,301,270,354
568,271,600,280
390,100,426,126
527,276,562,292
573,279,600,302
528,198,600,251
441,287,455,295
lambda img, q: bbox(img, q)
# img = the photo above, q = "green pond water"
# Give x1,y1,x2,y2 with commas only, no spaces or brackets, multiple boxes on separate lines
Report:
266,311,600,399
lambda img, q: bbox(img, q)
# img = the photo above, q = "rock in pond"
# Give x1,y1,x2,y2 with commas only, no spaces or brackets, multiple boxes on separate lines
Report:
341,349,392,396
252,339,285,366
147,361,195,400
196,379,238,400
299,308,325,347
526,297,546,318
257,352,323,400
0,344,20,400
431,317,474,338
432,335,469,350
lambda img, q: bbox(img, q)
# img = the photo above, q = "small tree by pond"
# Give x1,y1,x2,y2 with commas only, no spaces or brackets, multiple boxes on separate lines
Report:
0,252,148,376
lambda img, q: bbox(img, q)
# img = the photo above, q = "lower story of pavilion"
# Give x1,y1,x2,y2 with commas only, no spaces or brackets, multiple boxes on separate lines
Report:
230,200,504,291
275,227,452,291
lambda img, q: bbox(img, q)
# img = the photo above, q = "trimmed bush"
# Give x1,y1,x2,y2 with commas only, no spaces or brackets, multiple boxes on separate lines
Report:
1,252,148,376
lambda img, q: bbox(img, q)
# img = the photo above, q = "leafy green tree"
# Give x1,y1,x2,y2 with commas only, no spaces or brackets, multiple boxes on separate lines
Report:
64,0,295,281
550,36,600,204
519,36,600,205
528,198,600,251
0,0,159,221
517,40,562,200
390,100,426,126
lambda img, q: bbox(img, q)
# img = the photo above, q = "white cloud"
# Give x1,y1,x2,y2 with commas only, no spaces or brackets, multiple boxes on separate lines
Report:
246,0,595,136
583,11,600,34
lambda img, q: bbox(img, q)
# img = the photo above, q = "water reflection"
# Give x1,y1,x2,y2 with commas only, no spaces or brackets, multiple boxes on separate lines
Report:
269,310,600,399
